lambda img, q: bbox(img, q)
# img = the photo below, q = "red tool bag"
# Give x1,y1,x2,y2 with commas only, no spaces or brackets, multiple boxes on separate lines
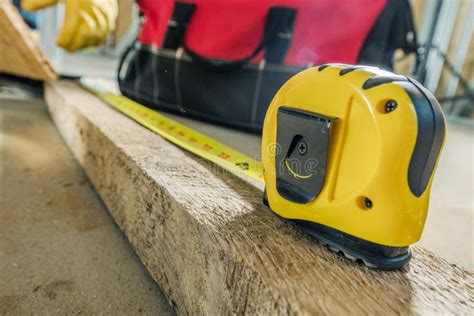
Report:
119,0,416,132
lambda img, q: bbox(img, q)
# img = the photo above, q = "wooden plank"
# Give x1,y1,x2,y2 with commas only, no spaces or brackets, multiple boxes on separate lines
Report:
0,1,56,82
45,80,473,315
436,0,473,97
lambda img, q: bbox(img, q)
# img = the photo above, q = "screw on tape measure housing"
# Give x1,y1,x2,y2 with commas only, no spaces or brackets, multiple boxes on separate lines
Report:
80,78,264,183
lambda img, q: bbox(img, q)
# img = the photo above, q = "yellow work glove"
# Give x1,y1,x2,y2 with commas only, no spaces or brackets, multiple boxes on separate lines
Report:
22,0,118,52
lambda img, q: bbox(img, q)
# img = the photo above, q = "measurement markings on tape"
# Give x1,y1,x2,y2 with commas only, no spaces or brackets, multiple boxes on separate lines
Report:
80,79,264,183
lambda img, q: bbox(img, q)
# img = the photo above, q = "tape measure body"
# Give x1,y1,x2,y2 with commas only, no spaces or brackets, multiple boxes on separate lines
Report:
80,79,264,183
261,65,446,248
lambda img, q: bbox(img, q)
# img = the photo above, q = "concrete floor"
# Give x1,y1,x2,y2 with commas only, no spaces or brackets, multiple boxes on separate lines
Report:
0,85,472,314
0,97,174,315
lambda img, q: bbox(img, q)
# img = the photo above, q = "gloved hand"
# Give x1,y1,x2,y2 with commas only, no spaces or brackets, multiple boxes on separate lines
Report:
22,0,118,52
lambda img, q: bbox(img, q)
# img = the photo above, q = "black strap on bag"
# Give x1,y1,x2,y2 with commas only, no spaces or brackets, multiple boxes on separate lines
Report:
166,3,296,71
264,7,297,64
162,2,196,50
358,0,417,69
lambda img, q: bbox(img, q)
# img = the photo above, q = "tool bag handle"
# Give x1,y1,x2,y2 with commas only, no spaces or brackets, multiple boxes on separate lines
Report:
168,3,296,71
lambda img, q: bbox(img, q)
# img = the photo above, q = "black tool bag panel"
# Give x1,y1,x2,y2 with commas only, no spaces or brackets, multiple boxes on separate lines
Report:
119,47,303,132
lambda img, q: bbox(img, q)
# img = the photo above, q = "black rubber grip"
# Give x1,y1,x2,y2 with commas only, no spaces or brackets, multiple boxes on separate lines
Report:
398,79,446,197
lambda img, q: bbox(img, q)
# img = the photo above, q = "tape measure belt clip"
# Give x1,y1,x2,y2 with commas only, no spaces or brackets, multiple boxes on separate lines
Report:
275,107,335,204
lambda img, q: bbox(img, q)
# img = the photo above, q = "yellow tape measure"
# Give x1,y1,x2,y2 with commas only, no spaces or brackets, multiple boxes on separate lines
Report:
80,79,264,183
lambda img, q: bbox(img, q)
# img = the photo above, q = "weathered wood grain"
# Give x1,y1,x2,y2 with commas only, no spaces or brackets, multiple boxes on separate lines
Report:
45,80,473,315
0,1,56,82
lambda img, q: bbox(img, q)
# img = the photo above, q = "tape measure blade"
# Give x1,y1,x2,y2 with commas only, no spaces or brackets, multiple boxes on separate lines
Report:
80,79,264,183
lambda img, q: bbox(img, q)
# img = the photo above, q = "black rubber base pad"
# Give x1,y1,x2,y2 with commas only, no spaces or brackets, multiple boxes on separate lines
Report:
293,220,412,270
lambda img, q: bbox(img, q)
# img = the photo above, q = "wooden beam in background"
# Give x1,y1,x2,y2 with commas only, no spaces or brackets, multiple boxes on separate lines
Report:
0,1,56,82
